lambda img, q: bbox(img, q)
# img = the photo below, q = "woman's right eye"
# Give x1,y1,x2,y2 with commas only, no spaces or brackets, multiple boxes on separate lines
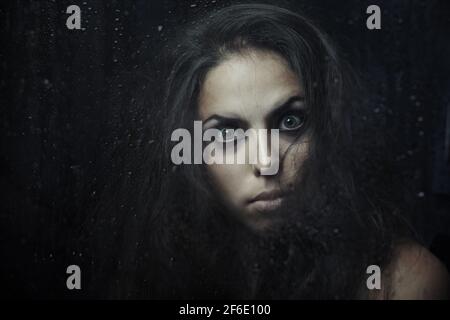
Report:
218,127,236,142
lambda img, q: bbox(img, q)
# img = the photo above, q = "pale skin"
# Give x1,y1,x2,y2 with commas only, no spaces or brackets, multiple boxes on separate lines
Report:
197,49,449,299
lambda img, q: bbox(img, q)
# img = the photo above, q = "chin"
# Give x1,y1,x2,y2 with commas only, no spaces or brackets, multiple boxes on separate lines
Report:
243,214,283,234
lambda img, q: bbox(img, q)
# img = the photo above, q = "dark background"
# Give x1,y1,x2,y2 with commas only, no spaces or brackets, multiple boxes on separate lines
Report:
1,0,449,298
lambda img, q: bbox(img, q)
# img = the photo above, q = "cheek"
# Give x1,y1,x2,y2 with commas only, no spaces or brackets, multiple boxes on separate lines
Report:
206,163,247,206
280,137,310,186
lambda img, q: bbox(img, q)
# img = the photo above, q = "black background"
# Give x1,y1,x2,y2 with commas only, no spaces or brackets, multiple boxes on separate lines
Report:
1,0,449,298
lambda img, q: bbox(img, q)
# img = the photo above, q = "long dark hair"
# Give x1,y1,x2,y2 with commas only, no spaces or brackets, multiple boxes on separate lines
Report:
84,3,413,299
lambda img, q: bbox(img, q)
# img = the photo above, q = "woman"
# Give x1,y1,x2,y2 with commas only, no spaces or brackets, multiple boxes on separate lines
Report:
88,3,448,299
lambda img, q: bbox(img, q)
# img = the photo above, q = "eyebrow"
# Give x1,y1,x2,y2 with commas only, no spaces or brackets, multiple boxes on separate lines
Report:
202,95,305,128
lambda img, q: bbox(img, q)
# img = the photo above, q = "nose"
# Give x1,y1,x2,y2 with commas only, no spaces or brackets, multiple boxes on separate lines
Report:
252,129,279,176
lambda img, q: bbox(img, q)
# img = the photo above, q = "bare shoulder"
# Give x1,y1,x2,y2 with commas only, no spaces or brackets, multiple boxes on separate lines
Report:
385,241,450,299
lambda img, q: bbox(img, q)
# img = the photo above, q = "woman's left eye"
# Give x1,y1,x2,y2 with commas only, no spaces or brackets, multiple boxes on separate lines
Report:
279,113,305,131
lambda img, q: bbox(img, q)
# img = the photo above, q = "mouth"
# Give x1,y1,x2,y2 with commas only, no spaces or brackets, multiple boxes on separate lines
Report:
247,190,284,213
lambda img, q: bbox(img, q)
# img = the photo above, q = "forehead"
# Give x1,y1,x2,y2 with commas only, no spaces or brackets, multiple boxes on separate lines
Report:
198,50,304,121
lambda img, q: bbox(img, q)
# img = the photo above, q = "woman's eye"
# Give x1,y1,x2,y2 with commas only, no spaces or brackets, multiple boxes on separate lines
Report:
279,113,305,131
218,127,236,142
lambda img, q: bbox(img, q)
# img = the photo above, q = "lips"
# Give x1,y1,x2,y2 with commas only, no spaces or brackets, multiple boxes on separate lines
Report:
247,190,284,213
250,190,284,202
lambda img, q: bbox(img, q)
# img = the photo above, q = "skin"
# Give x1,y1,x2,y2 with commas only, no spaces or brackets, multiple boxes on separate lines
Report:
197,48,450,299
198,49,310,232
370,242,450,300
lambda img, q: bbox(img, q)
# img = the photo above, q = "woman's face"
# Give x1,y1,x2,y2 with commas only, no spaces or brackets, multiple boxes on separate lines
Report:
198,49,311,231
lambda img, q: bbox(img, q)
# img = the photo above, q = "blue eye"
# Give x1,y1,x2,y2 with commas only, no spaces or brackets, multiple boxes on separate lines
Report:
279,113,305,131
